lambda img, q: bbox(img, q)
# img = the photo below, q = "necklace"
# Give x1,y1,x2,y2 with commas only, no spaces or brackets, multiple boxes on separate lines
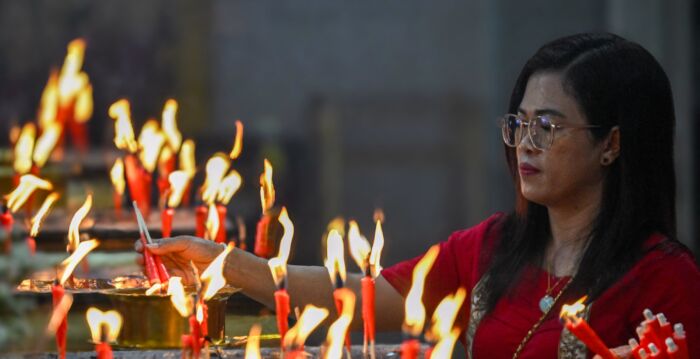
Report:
512,277,573,359
539,272,567,313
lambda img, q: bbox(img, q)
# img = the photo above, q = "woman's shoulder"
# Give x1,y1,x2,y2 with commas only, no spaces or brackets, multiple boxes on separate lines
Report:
444,212,507,251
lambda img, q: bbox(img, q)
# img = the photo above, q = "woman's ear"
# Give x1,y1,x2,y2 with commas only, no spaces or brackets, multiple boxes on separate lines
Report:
600,126,620,166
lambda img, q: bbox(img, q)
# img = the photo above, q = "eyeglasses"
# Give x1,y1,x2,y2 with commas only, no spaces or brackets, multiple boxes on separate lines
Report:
500,114,601,150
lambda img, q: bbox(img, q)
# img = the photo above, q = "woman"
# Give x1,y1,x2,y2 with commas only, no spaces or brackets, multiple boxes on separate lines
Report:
137,33,700,357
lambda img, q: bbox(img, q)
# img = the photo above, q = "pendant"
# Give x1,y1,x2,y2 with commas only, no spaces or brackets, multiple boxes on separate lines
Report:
539,295,555,313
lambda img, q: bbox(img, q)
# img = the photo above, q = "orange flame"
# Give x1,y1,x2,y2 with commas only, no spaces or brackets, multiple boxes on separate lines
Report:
431,329,460,358
403,245,440,336
33,122,62,168
74,83,93,123
167,170,192,208
348,220,371,274
67,194,92,252
58,39,88,105
179,139,196,175
282,305,329,349
9,124,21,145
86,307,123,343
244,324,262,359
30,192,60,237
229,120,244,160
324,288,356,359
13,123,36,175
6,175,53,213
216,170,242,205
59,239,99,285
109,99,138,153
267,207,294,287
200,242,235,300
369,214,385,278
196,303,205,324
110,158,125,195
167,277,192,317
259,159,275,212
205,203,220,241
202,153,230,205
429,288,466,340
161,99,182,152
560,296,588,321
38,71,59,130
137,119,166,173
324,229,347,288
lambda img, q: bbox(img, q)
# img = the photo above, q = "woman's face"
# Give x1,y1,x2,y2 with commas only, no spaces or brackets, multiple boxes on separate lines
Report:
516,71,607,209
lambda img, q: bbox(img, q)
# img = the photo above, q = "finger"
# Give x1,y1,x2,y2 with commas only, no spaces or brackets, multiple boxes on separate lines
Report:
146,236,193,255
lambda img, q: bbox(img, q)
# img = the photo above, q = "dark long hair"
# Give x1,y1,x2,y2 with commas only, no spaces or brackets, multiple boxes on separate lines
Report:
482,33,678,312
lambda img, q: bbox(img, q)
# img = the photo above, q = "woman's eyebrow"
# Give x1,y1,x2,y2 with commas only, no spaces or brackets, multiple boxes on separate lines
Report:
517,107,566,118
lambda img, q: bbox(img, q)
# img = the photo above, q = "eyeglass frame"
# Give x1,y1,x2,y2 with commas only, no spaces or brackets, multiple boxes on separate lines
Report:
500,113,602,150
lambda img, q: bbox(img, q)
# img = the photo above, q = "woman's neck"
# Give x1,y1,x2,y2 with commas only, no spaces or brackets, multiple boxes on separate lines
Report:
545,187,602,276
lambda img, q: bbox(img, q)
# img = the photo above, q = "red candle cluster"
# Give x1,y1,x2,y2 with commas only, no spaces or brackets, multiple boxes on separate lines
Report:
627,309,688,359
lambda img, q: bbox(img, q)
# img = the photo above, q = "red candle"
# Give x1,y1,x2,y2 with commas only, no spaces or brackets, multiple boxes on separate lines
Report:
95,342,112,359
113,190,122,218
1,209,13,254
254,214,273,258
274,289,291,342
124,155,146,214
401,338,420,359
195,205,207,238
215,205,227,243
188,314,202,359
162,207,174,238
51,281,67,359
361,276,376,348
26,236,36,256
563,316,618,359
333,288,352,351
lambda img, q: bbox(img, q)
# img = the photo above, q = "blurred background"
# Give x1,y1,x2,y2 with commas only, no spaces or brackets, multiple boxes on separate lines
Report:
0,0,697,268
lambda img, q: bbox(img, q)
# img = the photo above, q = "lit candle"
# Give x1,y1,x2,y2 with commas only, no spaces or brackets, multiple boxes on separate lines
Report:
560,297,618,359
216,204,227,243
51,280,68,359
1,202,14,254
28,192,60,256
425,288,467,358
178,139,196,207
110,158,125,217
325,229,352,353
401,245,440,359
267,207,294,344
72,80,92,153
245,324,262,359
324,288,356,359
195,205,207,237
256,159,276,258
282,305,329,357
86,308,122,359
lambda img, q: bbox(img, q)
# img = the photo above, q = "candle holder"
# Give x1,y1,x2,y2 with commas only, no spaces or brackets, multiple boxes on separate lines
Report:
103,286,238,348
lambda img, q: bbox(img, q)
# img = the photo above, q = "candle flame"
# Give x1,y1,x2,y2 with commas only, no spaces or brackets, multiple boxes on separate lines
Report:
324,230,347,288
216,170,243,205
46,293,73,335
196,303,205,323
282,305,329,349
137,119,166,173
430,329,460,358
369,214,385,278
205,203,220,241
161,99,182,152
348,220,371,274
403,244,440,336
9,124,21,145
58,39,88,105
30,192,60,237
86,307,122,343
38,71,59,130
200,242,235,300
259,159,275,212
179,139,196,175
74,83,93,123
429,288,466,340
229,120,244,159
244,324,262,359
324,288,356,359
110,158,126,195
326,217,346,238
109,99,138,153
59,239,99,285
145,283,164,296
202,153,230,205
67,194,92,252
560,296,588,320
167,170,192,208
6,175,53,213
167,277,192,317
267,207,294,287
13,123,36,174
33,122,62,168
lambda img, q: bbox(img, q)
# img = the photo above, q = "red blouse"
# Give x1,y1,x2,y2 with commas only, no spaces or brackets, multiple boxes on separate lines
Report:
381,213,700,358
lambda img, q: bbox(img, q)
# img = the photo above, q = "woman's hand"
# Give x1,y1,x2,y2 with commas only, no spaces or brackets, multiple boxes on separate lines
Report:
134,235,225,285
593,345,631,359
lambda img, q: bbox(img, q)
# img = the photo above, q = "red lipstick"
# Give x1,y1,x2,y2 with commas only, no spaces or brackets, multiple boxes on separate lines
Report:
519,163,540,176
